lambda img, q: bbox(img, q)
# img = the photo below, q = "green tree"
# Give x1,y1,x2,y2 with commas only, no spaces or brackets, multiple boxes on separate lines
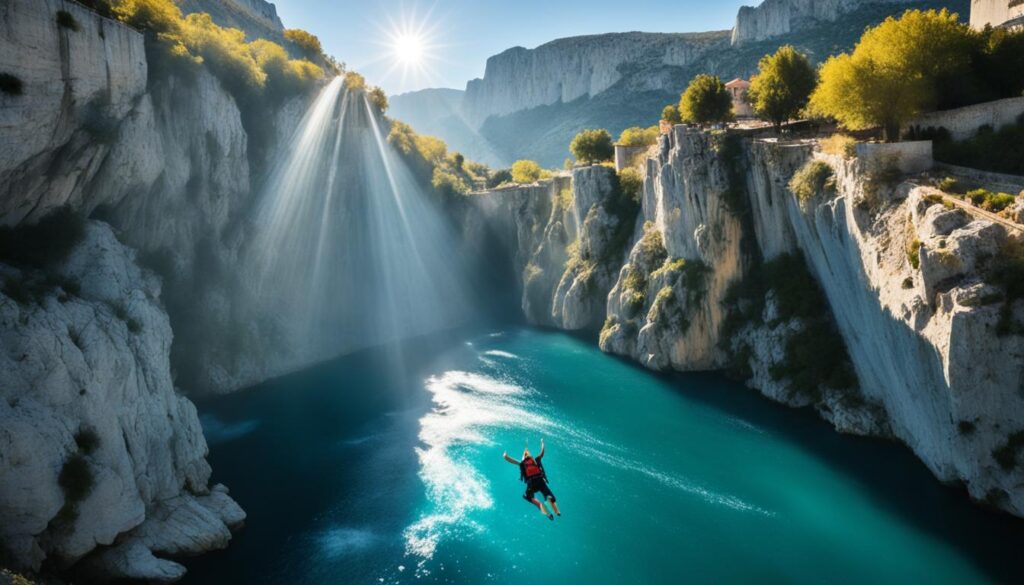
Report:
368,86,388,112
570,129,614,164
662,104,682,125
284,28,323,59
511,160,543,184
747,45,817,132
618,126,660,147
344,71,366,91
809,9,974,141
679,74,733,127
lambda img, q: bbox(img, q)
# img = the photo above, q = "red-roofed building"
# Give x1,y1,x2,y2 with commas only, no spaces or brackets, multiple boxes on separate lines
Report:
725,78,753,119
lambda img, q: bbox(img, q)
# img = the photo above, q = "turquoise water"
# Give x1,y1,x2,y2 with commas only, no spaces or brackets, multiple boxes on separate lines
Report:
183,328,1024,584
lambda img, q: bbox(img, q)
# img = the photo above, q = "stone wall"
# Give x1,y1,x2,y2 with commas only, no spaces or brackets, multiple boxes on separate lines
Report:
856,141,934,174
907,97,1024,141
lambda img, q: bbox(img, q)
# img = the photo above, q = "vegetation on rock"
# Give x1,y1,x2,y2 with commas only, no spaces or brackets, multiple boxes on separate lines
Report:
747,45,816,132
789,160,836,202
661,104,682,125
679,74,732,126
810,8,1024,141
570,129,614,164
618,126,660,147
511,160,544,184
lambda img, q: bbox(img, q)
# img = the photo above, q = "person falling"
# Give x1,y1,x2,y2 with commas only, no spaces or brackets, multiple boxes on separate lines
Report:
503,438,561,521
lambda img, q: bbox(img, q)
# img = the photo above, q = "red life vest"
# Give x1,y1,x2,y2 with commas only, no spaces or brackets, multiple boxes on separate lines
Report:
522,457,543,479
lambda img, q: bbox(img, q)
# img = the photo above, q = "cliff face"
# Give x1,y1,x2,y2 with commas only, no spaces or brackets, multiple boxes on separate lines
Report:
462,167,637,331
0,0,324,578
471,128,1024,517
731,0,910,45
0,223,244,581
462,32,730,128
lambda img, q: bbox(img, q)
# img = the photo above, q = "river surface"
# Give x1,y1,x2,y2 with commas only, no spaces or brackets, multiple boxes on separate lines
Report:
182,327,1024,584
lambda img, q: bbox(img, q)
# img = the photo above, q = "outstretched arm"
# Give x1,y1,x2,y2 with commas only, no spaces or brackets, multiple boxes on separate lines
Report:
538,438,545,460
502,451,520,466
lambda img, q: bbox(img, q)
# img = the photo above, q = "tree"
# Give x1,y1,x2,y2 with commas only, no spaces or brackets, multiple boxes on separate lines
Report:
452,152,465,170
344,71,366,91
662,104,682,125
808,9,975,142
368,86,388,112
511,160,543,184
747,45,817,132
570,129,614,164
284,28,322,59
618,126,660,147
679,74,733,127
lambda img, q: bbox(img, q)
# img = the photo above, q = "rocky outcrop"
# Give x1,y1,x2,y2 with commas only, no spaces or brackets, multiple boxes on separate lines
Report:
463,167,636,331
462,32,729,127
731,0,911,45
0,222,242,580
473,126,1024,518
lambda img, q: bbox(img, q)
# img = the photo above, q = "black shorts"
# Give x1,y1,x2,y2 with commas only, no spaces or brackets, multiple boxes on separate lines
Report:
524,477,555,502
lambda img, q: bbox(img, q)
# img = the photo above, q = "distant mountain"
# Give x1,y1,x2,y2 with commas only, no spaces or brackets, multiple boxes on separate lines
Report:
397,0,971,168
389,88,511,168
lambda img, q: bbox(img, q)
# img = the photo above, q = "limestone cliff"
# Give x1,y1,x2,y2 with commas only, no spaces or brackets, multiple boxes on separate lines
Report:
462,167,637,331
731,0,911,45
462,32,730,128
0,223,244,581
470,128,1024,518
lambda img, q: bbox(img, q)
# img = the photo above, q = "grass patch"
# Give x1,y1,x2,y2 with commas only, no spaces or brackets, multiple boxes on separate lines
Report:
907,239,922,270
789,160,836,202
963,188,1016,213
820,134,857,159
0,72,23,96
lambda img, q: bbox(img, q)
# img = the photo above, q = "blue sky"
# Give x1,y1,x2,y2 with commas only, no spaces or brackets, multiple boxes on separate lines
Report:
274,0,752,95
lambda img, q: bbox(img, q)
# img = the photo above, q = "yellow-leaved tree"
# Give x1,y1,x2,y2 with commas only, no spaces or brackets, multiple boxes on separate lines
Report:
809,9,975,141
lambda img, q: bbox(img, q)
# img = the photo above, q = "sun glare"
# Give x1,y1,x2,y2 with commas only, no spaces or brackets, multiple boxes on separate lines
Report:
370,6,446,91
394,33,425,65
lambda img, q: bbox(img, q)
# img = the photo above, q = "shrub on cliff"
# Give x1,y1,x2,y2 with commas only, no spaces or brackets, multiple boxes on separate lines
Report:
679,74,732,127
570,129,614,165
809,9,975,141
662,104,682,125
284,28,323,60
617,168,643,204
487,169,513,188
618,126,660,148
511,160,543,184
111,0,323,101
747,45,816,132
789,160,836,202
368,87,389,113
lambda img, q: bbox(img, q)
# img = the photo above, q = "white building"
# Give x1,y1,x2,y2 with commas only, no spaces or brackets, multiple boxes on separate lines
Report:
970,0,1024,30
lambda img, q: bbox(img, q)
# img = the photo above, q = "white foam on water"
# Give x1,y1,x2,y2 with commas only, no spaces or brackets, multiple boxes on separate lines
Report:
579,444,775,517
404,371,550,561
482,350,519,360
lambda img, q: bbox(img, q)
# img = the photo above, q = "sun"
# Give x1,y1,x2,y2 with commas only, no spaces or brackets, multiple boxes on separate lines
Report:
393,33,425,65
369,6,447,92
